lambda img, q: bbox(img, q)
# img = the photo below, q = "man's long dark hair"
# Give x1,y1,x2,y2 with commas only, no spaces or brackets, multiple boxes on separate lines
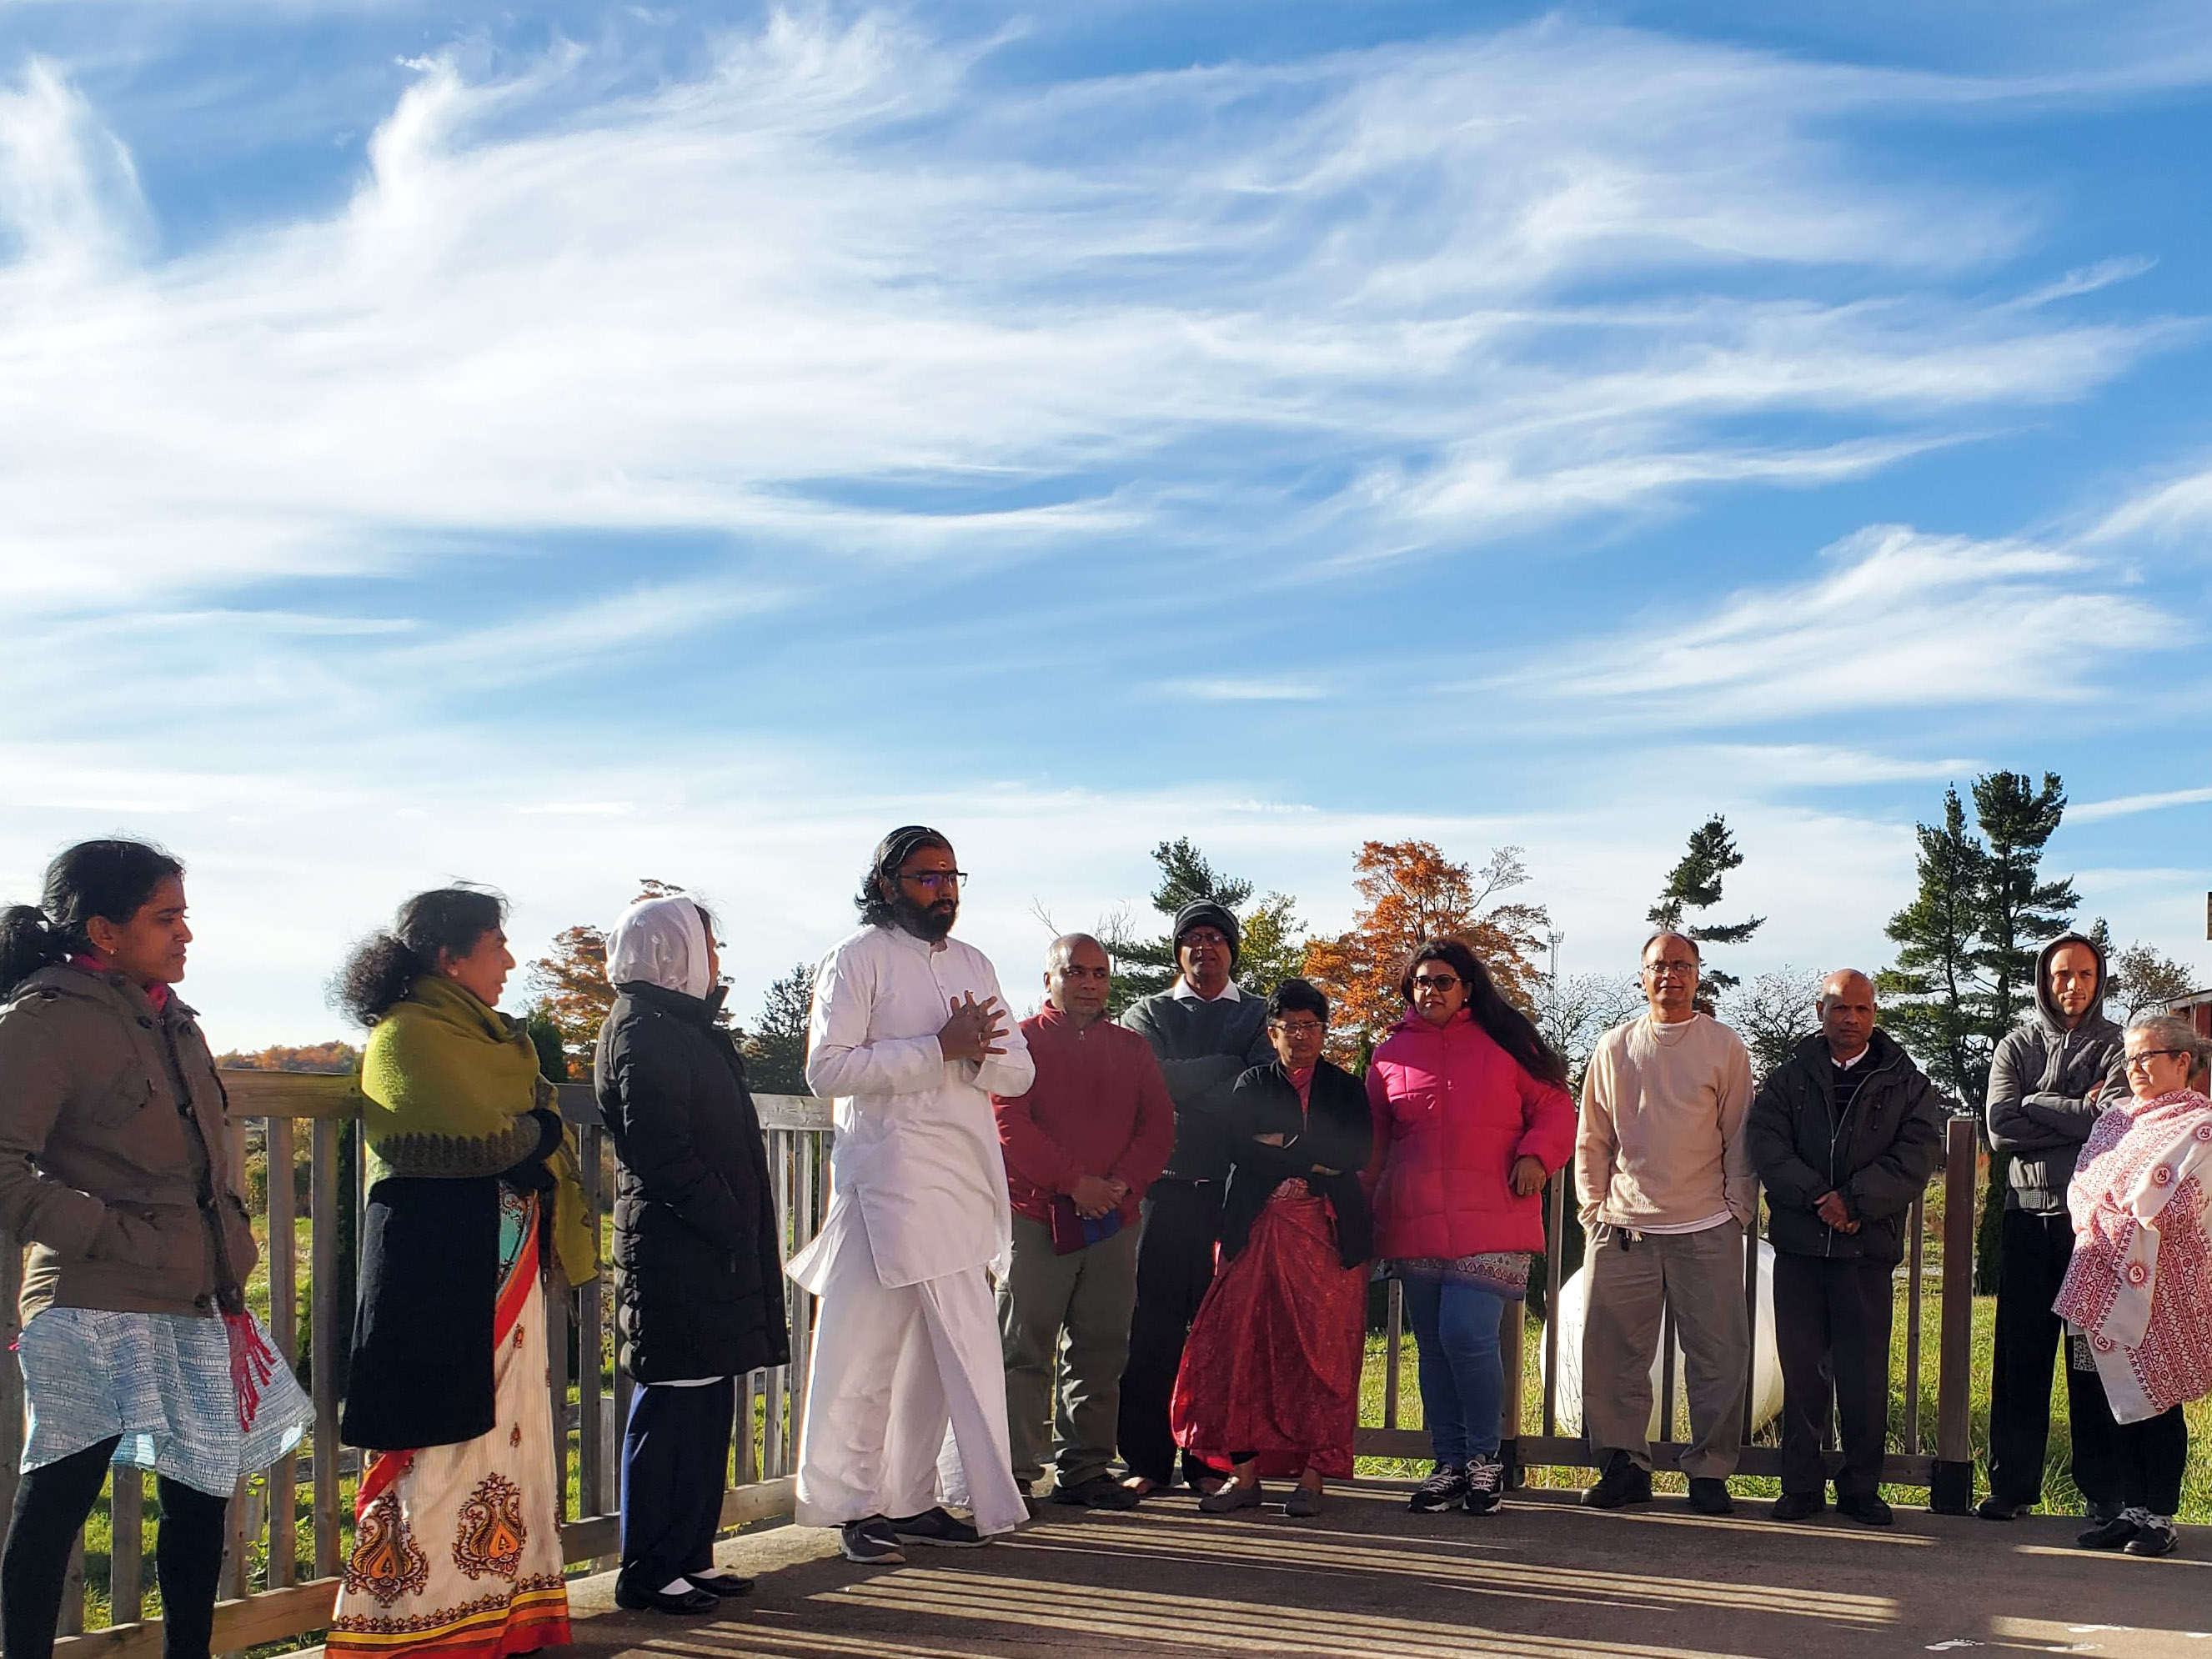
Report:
853,825,951,927
1401,937,1567,1089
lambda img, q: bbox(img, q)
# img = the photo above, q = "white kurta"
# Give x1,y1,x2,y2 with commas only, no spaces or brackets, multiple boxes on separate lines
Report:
790,924,1036,1534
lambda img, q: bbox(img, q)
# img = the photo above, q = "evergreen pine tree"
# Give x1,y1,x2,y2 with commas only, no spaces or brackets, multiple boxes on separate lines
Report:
1647,814,1764,1005
742,961,816,1095
1101,839,1300,1015
1971,771,2077,1031
1878,788,1992,1106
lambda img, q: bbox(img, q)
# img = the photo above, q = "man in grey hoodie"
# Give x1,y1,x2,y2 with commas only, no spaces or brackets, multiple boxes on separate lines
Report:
1980,931,2129,1521
1114,900,1273,1496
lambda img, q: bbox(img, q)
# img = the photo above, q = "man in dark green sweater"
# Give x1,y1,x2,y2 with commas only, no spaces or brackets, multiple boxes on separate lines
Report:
1115,900,1273,1495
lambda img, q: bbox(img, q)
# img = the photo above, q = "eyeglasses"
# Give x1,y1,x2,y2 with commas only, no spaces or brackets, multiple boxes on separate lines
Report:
1270,1019,1327,1037
1412,974,1461,992
900,870,968,891
2124,1050,2189,1072
1181,930,1230,948
1643,960,1698,978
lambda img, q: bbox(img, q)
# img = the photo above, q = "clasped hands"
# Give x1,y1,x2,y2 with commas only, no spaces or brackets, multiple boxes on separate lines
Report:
1069,1174,1130,1220
937,990,1010,1063
1815,1190,1860,1233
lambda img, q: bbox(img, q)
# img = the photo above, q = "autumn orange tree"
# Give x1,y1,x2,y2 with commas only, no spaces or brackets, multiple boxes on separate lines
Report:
1302,841,1550,1063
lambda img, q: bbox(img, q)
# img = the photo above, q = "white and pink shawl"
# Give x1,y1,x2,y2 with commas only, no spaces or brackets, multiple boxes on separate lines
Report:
2054,1088,2212,1423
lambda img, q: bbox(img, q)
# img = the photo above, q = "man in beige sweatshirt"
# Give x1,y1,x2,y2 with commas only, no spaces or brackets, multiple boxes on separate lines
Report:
1574,930,1755,1515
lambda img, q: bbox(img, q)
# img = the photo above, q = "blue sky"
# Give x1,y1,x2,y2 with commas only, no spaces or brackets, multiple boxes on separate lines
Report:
2,0,2208,1045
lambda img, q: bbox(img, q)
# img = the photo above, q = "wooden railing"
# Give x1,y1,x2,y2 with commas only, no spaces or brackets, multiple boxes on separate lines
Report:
1,1091,1984,1656
1355,1114,1982,1511
0,1074,829,1659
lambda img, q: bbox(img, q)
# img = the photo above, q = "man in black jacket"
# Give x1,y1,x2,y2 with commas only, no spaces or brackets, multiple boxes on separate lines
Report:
1116,900,1273,1496
1746,970,1942,1526
1980,931,2129,1522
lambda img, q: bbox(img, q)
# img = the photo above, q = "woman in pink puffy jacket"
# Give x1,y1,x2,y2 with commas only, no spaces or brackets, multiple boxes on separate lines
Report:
1365,938,1575,1518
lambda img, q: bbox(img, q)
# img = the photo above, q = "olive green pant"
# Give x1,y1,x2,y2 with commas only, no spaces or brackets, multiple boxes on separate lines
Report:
997,1215,1141,1490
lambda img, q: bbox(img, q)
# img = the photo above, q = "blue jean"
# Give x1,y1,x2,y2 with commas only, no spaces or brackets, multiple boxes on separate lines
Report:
1401,1278,1506,1467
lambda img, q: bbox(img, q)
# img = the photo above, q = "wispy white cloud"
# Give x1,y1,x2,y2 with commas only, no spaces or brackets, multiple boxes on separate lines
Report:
0,13,2190,619
2069,785,2212,823
1502,524,2177,722
1156,677,1327,702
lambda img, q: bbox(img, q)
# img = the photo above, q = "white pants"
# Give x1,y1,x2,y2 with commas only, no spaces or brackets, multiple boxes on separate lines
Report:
793,1213,1025,1535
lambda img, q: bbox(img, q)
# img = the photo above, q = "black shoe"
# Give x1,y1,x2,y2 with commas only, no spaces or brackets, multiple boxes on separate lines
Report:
1579,1454,1652,1510
685,1572,754,1597
1770,1490,1825,1521
2076,1514,2139,1551
1051,1474,1141,1510
840,1516,905,1565
2125,1519,2179,1558
614,1578,720,1615
1462,1456,1505,1516
1836,1492,1893,1527
888,1506,987,1548
1688,1478,1734,1516
1976,1495,2031,1521
1408,1465,1468,1514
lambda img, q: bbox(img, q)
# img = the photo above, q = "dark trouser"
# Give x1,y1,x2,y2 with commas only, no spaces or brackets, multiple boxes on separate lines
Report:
1773,1253,1893,1498
619,1379,735,1591
1117,1179,1226,1486
2069,1361,2189,1516
999,1215,1142,1490
1988,1208,2119,1509
2,1439,227,1659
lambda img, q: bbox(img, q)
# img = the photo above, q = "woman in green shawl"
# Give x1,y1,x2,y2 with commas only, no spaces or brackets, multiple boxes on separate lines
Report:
327,889,594,1659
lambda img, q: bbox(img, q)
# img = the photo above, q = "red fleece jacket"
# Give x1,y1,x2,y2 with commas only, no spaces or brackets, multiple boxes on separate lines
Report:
993,1007,1175,1227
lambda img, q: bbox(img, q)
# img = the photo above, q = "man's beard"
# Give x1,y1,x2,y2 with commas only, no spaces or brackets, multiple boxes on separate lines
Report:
892,892,957,942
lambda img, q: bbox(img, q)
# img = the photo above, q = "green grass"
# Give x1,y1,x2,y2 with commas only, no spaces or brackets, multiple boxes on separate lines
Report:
1358,1292,2212,1521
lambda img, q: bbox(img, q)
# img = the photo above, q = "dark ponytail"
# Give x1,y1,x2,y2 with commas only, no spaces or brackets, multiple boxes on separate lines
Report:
333,886,507,1027
2,840,186,995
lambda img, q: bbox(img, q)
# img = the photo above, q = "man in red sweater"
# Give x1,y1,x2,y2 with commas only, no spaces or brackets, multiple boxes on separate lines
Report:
993,934,1175,1509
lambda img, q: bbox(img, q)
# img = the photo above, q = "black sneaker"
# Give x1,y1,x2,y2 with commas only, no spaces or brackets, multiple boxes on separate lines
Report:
1407,1464,1468,1513
1976,1495,2031,1521
685,1572,754,1597
888,1506,988,1548
2125,1518,2179,1558
1579,1453,1652,1510
2076,1513,2139,1551
1770,1490,1824,1522
1462,1456,1505,1516
1688,1478,1734,1516
1051,1474,1142,1510
839,1516,905,1565
614,1577,718,1615
1836,1492,1892,1527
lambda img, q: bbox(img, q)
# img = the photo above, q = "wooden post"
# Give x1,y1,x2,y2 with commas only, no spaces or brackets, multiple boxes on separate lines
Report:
576,1125,605,1521
1932,1115,1977,1513
266,1117,297,1589
1382,1279,1403,1431
1541,1176,1563,1440
1498,1295,1525,1487
110,1469,144,1624
309,1115,344,1578
1904,1191,1925,1459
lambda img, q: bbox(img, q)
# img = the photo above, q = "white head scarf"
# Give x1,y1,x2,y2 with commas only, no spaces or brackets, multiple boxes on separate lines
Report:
604,895,714,1000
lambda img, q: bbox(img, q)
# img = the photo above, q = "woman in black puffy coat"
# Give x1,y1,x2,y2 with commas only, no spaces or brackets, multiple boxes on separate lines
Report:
594,895,789,1615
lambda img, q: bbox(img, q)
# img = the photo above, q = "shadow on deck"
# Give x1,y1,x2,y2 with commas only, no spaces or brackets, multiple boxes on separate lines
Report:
558,1483,2211,1658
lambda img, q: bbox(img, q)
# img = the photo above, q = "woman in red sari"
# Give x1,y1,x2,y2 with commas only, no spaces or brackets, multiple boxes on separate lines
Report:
1171,979,1372,1517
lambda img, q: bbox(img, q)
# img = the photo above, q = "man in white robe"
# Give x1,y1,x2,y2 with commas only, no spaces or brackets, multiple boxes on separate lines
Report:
790,826,1036,1563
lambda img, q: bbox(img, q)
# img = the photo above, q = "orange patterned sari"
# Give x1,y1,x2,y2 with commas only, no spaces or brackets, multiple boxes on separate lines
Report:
328,1189,570,1659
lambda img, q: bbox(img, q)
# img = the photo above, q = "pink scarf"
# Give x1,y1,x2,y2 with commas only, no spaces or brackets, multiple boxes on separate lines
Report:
2054,1088,2212,1421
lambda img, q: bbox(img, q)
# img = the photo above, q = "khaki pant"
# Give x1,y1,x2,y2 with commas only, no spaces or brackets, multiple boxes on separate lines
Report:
998,1215,1141,1490
1581,1220,1748,1479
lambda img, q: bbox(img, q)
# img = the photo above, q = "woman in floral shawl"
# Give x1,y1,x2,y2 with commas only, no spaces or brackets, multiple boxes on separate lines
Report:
328,889,595,1659
2054,1010,2212,1560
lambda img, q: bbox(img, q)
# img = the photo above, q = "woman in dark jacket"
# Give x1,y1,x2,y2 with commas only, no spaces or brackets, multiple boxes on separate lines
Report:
594,895,788,1614
1170,979,1372,1518
0,840,311,1659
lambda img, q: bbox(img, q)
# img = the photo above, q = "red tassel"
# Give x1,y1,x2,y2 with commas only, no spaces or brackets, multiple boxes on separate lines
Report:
224,1311,278,1433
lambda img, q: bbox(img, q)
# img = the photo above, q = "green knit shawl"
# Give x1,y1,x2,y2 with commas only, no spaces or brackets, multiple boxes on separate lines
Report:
360,974,597,1285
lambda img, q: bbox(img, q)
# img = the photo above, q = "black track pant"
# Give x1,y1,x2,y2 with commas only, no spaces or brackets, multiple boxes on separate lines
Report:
1117,1179,1226,1486
1987,1208,2119,1508
2,1439,228,1659
1773,1254,1893,1498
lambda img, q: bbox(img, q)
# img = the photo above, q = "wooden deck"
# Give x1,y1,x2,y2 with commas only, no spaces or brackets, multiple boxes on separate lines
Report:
555,1483,2212,1659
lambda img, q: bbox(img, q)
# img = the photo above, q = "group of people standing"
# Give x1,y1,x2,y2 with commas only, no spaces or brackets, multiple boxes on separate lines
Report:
0,830,2207,1659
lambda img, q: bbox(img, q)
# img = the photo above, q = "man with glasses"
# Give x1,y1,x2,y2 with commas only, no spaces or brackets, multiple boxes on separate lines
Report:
1116,900,1274,1496
1575,930,1756,1515
1980,932,2129,1525
790,827,1036,1565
